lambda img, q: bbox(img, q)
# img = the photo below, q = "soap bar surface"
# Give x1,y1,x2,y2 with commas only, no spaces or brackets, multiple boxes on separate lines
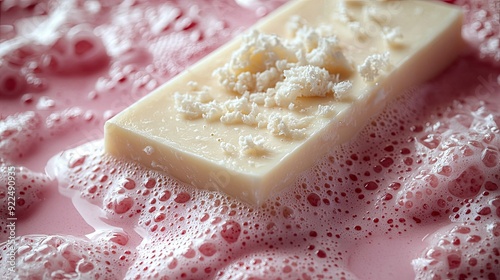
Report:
104,0,463,205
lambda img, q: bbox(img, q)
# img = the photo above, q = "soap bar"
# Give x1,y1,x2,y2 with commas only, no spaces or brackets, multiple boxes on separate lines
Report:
104,0,463,205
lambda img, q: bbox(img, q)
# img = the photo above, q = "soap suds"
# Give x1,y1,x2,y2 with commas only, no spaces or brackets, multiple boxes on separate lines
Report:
0,233,135,279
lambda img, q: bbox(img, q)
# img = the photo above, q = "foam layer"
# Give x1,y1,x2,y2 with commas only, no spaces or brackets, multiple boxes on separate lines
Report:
0,162,50,241
0,232,135,279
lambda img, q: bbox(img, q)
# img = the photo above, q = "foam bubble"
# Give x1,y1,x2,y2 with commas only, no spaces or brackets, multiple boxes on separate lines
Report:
40,25,109,74
0,62,27,97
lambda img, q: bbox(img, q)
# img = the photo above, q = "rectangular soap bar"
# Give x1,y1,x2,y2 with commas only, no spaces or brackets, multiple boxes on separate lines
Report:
104,0,463,205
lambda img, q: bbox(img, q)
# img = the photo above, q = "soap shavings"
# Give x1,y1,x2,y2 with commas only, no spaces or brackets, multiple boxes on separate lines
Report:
239,135,267,156
267,113,313,140
383,27,404,47
338,1,404,46
273,65,331,107
175,18,356,144
357,52,392,82
220,142,237,155
365,5,388,25
337,1,368,40
221,135,268,157
317,104,337,117
214,19,354,104
332,80,353,100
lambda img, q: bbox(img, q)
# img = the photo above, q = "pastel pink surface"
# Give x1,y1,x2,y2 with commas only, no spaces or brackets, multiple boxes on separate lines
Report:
1,0,499,279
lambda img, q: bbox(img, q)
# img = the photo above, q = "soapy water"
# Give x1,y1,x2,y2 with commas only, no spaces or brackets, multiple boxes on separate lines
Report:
27,58,500,279
1,0,499,279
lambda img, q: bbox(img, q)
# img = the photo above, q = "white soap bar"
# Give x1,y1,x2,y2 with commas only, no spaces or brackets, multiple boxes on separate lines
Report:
104,0,463,205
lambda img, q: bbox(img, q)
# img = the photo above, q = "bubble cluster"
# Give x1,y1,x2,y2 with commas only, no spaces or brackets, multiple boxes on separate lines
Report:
49,140,359,279
0,0,47,13
44,107,95,135
0,111,41,160
0,163,52,240
413,221,500,279
0,3,111,97
459,0,500,65
0,233,135,279
392,90,500,222
40,25,109,74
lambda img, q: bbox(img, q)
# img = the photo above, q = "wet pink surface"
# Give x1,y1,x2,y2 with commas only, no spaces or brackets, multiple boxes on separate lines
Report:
1,0,499,279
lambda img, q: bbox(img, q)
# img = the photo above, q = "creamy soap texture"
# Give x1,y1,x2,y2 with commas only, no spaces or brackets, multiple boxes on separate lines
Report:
104,0,463,205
